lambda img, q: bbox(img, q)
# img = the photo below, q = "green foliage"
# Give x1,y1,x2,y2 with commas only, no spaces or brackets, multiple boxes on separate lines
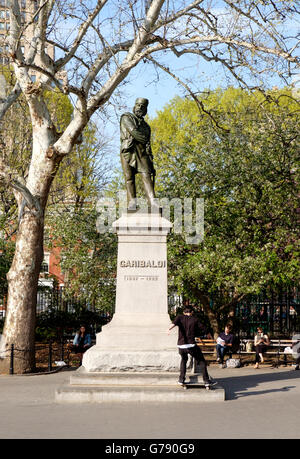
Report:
0,74,74,240
48,205,117,313
35,307,110,342
50,123,104,206
45,121,117,313
43,89,73,133
150,87,300,331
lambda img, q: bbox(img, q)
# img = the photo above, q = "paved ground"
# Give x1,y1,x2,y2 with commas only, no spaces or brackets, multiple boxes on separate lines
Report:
0,365,300,439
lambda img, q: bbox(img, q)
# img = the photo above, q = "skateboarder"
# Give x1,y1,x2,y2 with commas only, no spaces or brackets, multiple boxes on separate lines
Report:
168,306,212,388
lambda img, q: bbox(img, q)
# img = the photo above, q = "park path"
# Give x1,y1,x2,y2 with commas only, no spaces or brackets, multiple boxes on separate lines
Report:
0,366,299,439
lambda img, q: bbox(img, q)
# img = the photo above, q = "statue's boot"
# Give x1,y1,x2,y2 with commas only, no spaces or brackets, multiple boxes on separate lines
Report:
126,179,137,210
141,173,160,212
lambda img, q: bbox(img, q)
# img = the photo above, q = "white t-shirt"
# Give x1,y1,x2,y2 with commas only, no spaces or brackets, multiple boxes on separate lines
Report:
177,344,196,349
254,333,269,346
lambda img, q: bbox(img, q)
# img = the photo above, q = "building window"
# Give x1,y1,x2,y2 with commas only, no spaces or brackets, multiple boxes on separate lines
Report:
40,253,50,274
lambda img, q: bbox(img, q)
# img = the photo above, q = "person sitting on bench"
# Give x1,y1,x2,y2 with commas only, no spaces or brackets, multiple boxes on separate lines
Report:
254,327,270,369
216,324,234,368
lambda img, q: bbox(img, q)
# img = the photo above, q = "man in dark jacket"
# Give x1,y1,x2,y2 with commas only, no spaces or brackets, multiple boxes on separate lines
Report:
168,306,211,386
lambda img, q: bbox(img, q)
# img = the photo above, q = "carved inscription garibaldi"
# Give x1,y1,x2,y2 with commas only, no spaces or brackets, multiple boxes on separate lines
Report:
120,98,156,209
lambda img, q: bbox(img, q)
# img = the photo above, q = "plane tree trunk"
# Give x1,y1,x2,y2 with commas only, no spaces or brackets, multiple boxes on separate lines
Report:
1,212,44,373
0,117,62,373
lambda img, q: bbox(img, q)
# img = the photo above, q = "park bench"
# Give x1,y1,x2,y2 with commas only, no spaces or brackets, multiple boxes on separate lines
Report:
196,339,235,362
239,339,296,366
196,339,217,354
196,338,297,366
64,337,296,367
196,338,238,355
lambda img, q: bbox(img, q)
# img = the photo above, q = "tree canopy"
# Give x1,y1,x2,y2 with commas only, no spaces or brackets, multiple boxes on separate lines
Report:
150,87,300,334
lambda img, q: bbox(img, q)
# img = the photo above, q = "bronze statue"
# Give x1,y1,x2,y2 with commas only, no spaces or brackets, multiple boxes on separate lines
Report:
120,98,157,210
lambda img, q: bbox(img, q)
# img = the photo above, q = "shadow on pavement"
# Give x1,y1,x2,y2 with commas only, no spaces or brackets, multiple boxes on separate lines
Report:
215,369,300,400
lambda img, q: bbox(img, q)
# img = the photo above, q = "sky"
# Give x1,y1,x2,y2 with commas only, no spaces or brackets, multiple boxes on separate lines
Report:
58,0,299,177
92,53,222,173
122,54,218,118
92,48,299,177
44,0,299,121
54,0,299,124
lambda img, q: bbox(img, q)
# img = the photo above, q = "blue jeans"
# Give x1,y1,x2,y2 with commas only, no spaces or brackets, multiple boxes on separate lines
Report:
216,344,230,363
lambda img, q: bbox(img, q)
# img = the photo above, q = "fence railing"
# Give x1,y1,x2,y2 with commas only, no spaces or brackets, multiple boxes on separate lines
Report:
1,288,299,338
1,338,86,375
36,287,98,314
0,286,114,318
234,288,300,337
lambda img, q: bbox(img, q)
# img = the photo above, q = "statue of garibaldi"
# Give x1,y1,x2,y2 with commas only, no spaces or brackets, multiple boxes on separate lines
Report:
120,98,158,210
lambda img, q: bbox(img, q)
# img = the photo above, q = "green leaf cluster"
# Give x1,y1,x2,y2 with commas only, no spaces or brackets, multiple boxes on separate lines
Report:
47,205,117,313
150,87,299,333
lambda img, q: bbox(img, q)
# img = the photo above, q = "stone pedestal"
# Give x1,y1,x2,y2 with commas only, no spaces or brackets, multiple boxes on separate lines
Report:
82,211,179,372
56,210,225,403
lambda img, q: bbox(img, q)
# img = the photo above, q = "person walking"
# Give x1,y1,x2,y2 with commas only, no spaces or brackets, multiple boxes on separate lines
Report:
167,306,211,388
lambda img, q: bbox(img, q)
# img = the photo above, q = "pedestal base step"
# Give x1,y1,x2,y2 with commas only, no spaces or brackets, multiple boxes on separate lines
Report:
55,369,225,403
70,369,194,386
55,384,225,403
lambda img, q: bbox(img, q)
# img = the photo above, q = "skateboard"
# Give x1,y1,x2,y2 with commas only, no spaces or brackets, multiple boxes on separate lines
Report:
181,381,217,391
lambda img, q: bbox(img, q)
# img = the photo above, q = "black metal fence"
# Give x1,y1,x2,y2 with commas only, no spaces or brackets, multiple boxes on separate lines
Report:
235,288,300,338
1,287,299,339
36,286,100,314
0,285,114,318
2,287,299,374
4,338,88,375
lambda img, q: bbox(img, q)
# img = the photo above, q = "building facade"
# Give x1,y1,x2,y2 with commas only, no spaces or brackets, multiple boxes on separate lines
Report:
0,0,66,87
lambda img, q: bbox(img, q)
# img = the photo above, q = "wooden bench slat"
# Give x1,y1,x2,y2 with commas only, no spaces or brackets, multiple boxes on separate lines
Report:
194,338,296,362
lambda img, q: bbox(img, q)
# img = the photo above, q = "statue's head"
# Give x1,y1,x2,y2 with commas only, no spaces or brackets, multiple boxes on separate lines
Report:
133,97,149,118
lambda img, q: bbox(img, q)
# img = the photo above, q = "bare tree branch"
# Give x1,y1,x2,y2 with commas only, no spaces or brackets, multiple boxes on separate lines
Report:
0,82,21,120
146,55,230,132
54,0,109,73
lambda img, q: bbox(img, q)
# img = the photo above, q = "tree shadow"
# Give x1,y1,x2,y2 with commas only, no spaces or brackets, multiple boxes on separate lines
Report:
215,370,300,400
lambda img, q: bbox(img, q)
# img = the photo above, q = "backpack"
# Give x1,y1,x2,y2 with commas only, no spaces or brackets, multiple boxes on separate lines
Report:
226,358,241,368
